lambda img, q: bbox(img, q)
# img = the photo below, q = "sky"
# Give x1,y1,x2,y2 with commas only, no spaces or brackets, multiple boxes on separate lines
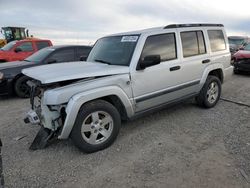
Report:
0,0,250,45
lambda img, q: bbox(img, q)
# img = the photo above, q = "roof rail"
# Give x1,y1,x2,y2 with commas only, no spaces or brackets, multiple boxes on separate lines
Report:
164,24,224,29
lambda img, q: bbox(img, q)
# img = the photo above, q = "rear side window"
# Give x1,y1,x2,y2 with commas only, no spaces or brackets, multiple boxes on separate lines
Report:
208,30,226,52
17,42,34,52
76,47,92,61
141,33,177,62
49,48,74,63
181,31,206,57
36,41,50,50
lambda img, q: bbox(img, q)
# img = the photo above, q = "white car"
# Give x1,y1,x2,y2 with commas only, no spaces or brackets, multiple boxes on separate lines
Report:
23,23,233,153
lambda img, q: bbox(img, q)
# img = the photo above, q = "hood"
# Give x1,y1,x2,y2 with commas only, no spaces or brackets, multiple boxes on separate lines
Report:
0,61,35,70
234,50,250,59
22,61,130,84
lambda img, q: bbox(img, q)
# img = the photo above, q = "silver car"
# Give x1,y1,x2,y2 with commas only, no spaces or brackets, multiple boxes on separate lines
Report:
23,23,233,153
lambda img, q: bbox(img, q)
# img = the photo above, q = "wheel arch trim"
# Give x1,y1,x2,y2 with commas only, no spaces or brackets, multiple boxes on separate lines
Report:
58,86,134,139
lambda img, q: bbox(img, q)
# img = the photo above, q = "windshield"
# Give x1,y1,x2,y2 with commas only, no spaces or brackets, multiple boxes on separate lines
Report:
1,41,16,51
228,38,245,45
244,44,250,51
87,35,139,66
25,47,55,62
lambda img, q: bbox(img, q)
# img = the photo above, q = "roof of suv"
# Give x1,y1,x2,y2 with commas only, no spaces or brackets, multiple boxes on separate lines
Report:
109,23,224,36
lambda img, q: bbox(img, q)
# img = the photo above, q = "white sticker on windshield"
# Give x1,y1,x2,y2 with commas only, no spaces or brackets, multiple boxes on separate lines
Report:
121,36,138,42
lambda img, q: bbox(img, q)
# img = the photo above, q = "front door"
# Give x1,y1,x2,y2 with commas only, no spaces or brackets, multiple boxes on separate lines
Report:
131,31,205,112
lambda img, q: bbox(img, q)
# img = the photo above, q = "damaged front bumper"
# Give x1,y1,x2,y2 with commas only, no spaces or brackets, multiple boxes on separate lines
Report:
24,81,65,150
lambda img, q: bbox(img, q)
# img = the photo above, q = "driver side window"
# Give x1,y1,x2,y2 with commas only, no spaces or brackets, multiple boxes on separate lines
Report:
17,42,34,52
140,33,177,63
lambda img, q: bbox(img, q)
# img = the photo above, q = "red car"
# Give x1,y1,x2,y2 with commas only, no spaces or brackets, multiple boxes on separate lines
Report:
233,43,250,73
0,39,52,62
232,43,250,61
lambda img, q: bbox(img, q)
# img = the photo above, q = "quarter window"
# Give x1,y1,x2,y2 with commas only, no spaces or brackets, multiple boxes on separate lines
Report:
36,41,50,50
181,31,206,57
141,33,177,62
208,30,226,52
49,48,75,63
17,42,33,52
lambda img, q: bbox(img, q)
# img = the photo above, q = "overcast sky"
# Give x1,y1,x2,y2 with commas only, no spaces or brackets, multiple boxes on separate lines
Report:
0,0,250,45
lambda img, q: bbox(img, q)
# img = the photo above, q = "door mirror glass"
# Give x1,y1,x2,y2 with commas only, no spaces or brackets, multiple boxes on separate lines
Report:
138,55,161,70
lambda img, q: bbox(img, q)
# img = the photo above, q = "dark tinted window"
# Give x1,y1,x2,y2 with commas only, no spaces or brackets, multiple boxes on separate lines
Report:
17,42,33,52
76,46,92,61
208,30,226,52
141,33,176,62
49,48,74,63
36,41,50,50
181,31,206,57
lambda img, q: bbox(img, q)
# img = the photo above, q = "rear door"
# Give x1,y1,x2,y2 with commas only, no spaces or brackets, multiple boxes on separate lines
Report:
177,29,210,87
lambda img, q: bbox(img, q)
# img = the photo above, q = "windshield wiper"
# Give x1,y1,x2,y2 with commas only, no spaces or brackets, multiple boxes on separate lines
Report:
94,59,111,65
23,59,30,62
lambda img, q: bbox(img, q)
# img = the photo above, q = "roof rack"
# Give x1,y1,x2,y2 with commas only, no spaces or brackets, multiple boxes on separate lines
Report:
164,24,224,29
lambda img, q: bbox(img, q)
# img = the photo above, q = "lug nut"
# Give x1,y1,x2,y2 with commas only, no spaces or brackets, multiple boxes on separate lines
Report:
94,130,98,133
91,126,95,129
99,128,102,131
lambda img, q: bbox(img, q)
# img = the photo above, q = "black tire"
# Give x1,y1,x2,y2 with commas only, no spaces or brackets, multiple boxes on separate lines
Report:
196,75,221,108
70,100,121,153
14,76,31,98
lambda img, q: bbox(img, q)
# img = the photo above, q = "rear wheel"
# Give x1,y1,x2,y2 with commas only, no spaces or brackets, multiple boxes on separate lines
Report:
70,100,121,153
196,75,221,108
14,76,31,98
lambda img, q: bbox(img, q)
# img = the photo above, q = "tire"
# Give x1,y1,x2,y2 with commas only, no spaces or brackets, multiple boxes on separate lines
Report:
14,76,31,98
70,100,121,153
196,75,221,108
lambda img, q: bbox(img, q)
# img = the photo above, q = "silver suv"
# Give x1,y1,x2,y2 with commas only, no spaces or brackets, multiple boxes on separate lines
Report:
23,24,233,153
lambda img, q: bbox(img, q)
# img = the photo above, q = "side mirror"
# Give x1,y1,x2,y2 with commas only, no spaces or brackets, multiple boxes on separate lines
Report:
47,59,57,64
137,55,161,70
80,56,87,61
239,47,244,50
14,47,22,53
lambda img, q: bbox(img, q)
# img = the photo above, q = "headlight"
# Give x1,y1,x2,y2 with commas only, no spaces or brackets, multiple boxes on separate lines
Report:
0,72,3,80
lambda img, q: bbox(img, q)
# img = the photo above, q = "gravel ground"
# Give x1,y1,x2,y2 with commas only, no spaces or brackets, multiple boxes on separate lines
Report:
0,73,250,188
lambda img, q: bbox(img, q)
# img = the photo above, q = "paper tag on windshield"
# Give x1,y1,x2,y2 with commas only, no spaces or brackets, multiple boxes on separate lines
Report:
121,36,138,42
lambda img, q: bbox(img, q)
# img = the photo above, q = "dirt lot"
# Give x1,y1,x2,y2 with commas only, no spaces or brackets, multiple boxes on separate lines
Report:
0,74,250,188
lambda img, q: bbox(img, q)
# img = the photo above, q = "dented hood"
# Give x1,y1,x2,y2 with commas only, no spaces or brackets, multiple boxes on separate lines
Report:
22,61,129,84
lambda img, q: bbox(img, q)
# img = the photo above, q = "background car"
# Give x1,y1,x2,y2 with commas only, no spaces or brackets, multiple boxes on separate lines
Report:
228,36,248,55
232,43,250,61
0,45,92,97
232,43,250,74
0,39,52,62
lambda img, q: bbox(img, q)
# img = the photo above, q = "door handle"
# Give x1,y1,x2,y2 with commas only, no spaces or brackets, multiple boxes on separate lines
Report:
202,59,211,64
169,66,181,71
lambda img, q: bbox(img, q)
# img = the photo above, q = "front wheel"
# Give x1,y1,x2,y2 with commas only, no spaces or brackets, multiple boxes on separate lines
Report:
196,75,221,108
14,76,31,98
70,100,121,153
